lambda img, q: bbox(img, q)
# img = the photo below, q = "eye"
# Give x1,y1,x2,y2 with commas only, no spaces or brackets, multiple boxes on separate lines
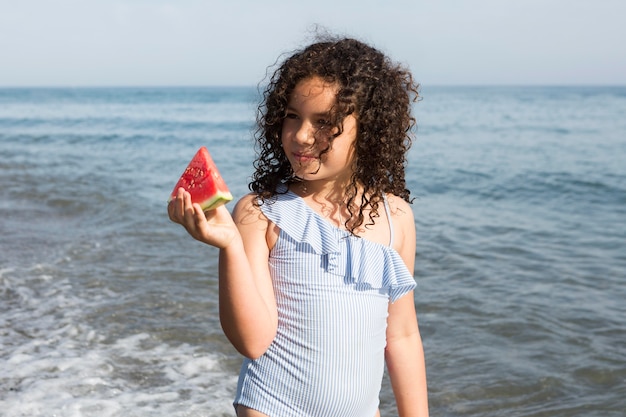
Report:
284,112,299,120
315,118,330,128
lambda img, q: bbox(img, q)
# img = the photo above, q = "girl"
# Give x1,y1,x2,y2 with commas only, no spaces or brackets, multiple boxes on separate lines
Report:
168,37,428,417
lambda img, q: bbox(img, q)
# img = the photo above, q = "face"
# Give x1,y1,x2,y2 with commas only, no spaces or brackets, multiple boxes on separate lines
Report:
281,76,357,184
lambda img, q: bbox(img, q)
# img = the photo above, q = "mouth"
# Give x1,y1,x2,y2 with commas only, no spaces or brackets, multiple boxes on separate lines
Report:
292,152,318,164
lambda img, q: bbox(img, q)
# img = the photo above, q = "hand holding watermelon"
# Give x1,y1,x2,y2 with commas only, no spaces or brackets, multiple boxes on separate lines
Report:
167,147,237,248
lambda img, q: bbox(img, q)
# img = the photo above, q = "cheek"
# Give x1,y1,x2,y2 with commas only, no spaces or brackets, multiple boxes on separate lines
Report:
343,146,357,166
280,122,296,145
331,131,357,160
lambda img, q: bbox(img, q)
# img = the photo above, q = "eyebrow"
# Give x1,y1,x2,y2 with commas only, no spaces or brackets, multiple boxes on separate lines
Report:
285,106,331,118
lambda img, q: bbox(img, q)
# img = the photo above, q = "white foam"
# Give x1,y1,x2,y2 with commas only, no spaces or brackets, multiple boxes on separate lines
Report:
1,266,238,417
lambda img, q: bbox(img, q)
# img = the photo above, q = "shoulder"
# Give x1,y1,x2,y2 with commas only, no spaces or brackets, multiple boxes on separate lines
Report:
232,193,269,231
385,193,416,266
232,193,279,250
385,193,415,229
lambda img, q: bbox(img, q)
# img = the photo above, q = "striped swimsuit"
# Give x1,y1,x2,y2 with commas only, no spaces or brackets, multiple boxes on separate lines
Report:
234,188,416,417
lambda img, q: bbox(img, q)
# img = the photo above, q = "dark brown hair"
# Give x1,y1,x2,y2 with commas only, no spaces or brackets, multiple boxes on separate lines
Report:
250,36,419,233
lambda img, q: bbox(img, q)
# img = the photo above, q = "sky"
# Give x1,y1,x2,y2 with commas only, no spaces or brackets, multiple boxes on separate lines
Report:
1,0,625,87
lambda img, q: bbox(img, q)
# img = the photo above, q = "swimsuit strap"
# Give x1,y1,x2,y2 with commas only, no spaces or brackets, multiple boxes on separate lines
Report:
382,194,394,247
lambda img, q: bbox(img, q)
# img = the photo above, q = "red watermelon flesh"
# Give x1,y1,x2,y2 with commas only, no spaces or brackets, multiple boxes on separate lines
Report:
169,146,233,211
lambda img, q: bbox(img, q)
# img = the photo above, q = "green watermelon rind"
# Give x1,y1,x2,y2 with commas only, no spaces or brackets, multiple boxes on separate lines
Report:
198,191,233,212
167,187,233,211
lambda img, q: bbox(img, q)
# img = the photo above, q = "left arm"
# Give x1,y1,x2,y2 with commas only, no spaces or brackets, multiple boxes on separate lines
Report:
385,196,429,417
386,294,428,417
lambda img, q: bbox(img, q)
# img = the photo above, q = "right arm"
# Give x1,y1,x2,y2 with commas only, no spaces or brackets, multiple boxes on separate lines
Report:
219,194,278,358
168,188,278,358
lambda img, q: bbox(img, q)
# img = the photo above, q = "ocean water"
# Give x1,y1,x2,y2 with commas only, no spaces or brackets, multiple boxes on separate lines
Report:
1,85,624,417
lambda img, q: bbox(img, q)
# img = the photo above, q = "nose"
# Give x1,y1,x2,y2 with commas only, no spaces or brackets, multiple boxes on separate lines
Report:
294,121,316,146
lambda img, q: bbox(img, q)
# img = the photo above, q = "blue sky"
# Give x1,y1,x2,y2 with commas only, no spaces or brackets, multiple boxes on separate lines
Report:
1,0,624,87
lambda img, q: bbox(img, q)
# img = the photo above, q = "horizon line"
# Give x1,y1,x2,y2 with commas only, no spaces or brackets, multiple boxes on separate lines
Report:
1,83,625,89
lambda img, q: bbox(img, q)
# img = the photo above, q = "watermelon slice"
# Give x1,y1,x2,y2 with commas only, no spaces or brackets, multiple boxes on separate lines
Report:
169,146,233,211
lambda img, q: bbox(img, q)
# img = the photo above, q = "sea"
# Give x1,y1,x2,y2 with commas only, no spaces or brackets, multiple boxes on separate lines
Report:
1,85,624,417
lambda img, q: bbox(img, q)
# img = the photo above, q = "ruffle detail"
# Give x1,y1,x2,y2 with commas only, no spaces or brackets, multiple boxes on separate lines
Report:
260,187,416,302
344,237,416,302
260,190,342,257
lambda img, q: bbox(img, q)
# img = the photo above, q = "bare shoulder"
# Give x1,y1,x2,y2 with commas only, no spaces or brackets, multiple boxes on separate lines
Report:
385,193,416,267
385,193,415,227
232,193,265,225
232,193,279,249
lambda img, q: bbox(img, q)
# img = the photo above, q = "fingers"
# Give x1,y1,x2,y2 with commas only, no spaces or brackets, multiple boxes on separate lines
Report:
168,187,195,224
180,193,204,235
168,187,185,223
190,203,208,228
168,188,210,239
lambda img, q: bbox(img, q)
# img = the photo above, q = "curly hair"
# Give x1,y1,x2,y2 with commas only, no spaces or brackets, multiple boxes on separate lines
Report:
250,36,420,234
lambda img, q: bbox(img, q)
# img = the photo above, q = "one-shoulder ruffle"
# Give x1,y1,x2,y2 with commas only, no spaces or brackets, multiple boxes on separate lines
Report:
259,187,416,302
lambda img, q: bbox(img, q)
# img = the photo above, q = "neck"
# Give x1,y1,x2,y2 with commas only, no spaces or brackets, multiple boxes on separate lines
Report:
295,180,351,229
296,178,352,201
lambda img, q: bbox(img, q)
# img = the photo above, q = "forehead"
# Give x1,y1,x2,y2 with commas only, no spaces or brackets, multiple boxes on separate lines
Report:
288,77,338,112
